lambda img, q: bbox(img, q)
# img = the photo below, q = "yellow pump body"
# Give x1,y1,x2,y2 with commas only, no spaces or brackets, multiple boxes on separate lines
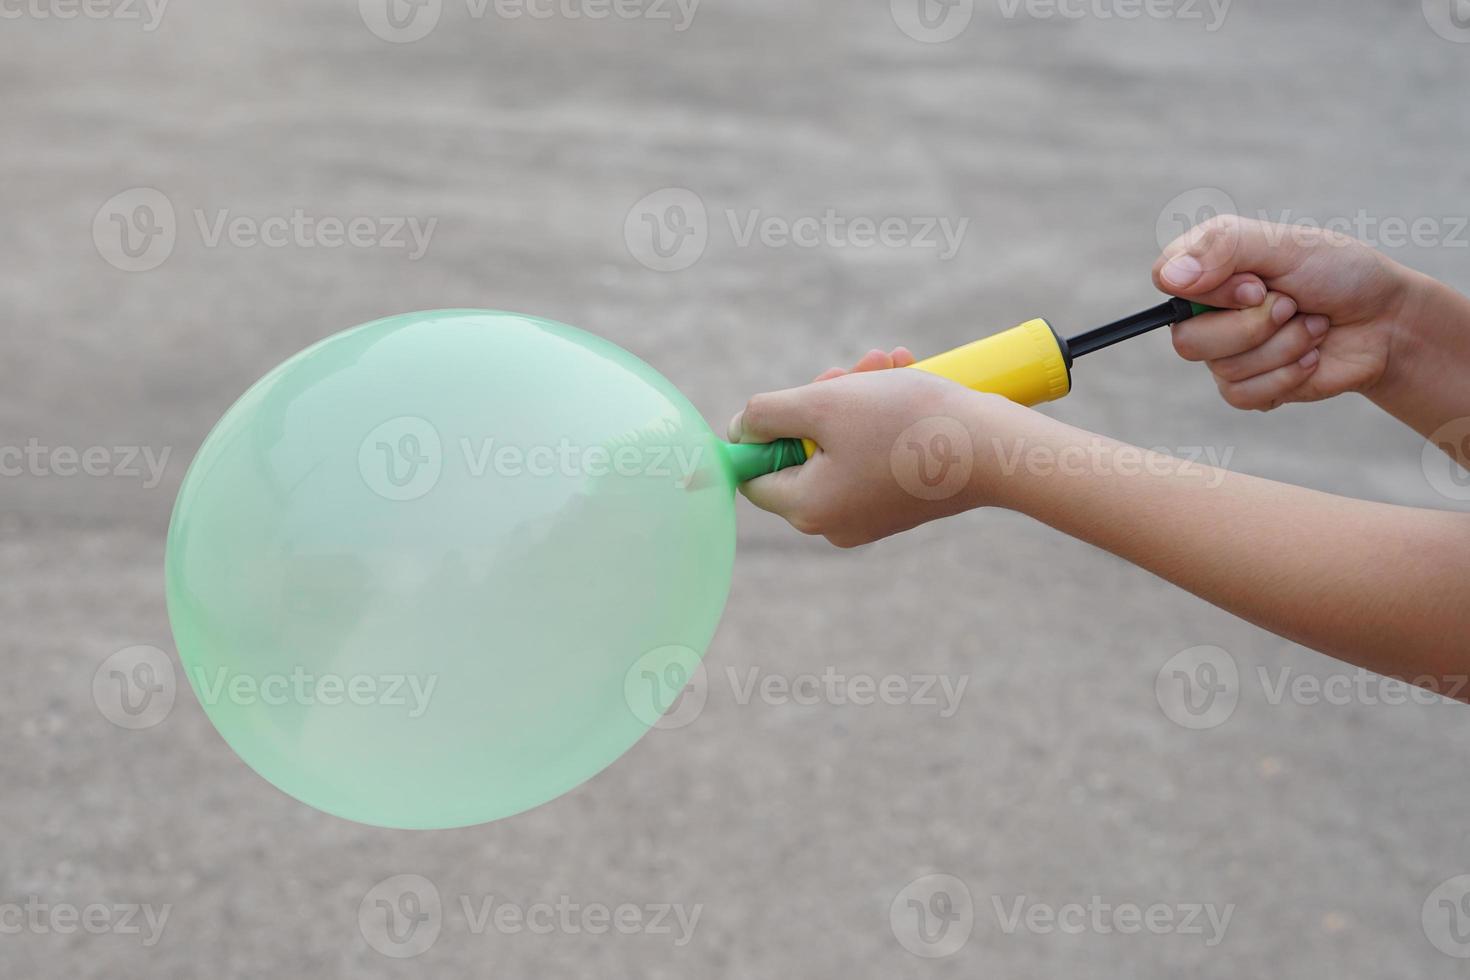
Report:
799,317,1070,458
909,317,1071,406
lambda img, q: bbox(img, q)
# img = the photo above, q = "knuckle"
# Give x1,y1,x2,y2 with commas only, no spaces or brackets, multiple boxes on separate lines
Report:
1170,328,1199,361
741,393,773,430
1218,382,1259,411
1196,213,1243,250
1200,212,1243,238
1208,357,1246,383
1287,322,1317,356
1319,227,1359,251
787,507,824,537
1244,311,1276,347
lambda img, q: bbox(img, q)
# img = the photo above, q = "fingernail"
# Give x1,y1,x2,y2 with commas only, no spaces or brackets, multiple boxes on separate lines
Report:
1161,254,1204,288
1298,349,1320,369
1271,296,1297,326
1235,281,1266,306
726,412,744,442
1305,315,1330,338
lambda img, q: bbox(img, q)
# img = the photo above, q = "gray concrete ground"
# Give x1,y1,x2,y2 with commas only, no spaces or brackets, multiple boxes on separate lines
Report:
4,0,1470,976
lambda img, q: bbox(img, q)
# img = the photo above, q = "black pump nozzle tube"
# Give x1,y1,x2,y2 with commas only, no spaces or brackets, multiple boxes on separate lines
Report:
1066,297,1201,360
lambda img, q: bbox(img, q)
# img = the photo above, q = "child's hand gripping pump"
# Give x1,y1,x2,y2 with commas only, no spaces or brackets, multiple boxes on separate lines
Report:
723,297,1216,480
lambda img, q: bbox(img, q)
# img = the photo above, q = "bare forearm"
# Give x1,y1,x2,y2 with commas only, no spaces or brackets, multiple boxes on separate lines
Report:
984,411,1470,685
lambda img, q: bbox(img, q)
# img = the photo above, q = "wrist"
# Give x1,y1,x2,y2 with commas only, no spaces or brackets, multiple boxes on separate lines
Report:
1371,267,1470,424
958,393,1070,514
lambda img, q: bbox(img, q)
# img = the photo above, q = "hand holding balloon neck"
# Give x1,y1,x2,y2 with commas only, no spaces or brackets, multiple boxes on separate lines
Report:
721,296,1217,482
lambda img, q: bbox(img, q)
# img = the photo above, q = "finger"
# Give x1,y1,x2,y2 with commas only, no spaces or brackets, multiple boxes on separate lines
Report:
1181,272,1268,311
737,466,809,522
852,349,894,374
1208,314,1330,383
1170,291,1298,362
1215,348,1321,411
891,346,917,368
1153,214,1309,296
727,385,826,443
812,366,847,382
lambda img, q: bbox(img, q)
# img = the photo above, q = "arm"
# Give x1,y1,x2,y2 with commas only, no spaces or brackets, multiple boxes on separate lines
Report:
988,407,1470,684
733,216,1470,692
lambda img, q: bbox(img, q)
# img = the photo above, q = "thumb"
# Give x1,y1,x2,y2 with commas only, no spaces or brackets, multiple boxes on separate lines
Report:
727,386,825,445
1153,214,1304,300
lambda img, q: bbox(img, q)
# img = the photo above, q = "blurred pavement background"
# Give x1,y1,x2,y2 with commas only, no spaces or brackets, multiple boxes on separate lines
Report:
3,0,1470,975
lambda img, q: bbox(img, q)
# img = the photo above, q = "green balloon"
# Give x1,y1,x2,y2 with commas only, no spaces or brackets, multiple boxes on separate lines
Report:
166,310,745,828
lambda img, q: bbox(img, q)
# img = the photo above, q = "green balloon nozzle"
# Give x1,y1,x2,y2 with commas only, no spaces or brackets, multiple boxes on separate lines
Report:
720,437,808,483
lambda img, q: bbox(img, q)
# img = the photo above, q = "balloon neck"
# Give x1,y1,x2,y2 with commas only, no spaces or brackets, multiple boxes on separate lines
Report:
721,439,807,483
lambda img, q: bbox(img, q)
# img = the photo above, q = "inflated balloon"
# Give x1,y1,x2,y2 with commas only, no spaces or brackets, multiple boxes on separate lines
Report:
166,309,790,829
